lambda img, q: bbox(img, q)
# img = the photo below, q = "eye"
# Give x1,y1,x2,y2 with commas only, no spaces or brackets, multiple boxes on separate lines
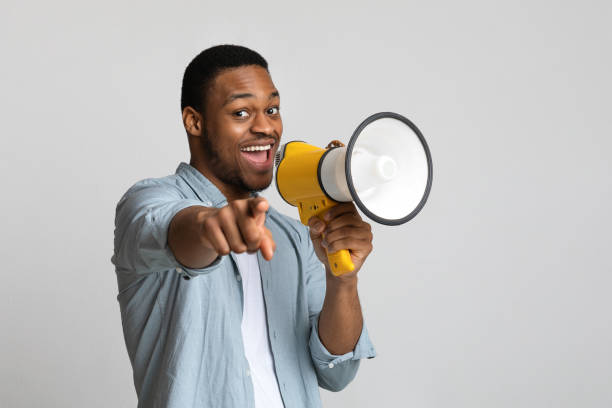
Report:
267,106,280,115
234,109,249,118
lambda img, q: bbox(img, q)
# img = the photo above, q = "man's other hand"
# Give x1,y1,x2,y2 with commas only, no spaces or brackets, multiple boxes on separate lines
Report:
307,202,373,279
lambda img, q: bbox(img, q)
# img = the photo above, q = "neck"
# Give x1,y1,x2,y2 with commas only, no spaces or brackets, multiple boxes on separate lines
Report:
189,158,250,202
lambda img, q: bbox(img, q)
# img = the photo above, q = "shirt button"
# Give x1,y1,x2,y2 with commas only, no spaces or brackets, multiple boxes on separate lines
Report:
328,363,335,369
246,369,251,377
175,267,183,274
236,274,242,281
273,331,278,339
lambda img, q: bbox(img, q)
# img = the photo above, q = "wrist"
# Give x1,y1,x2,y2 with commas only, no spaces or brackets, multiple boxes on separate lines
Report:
326,273,358,292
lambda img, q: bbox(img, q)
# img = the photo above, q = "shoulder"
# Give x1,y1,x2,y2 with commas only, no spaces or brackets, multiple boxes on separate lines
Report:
121,174,186,200
114,174,192,219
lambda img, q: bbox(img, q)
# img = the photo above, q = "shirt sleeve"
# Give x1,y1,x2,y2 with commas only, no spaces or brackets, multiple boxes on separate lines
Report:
112,179,222,282
303,224,377,392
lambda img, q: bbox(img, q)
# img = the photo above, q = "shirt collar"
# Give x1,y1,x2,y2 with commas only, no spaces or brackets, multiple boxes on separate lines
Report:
175,162,228,207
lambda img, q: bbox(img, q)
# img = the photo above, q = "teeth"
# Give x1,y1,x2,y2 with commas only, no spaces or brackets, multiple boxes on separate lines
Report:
241,144,272,152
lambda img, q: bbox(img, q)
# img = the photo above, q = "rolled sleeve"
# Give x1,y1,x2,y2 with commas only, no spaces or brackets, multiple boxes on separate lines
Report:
309,314,377,368
112,180,222,282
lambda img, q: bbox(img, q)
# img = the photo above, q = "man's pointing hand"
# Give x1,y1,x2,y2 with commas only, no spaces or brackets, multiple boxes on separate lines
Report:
200,197,276,261
169,197,276,270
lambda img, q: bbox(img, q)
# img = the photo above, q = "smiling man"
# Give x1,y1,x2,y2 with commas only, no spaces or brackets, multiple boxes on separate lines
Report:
112,45,376,408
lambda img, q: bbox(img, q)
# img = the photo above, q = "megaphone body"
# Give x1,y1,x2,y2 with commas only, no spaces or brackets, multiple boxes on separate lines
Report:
275,112,433,276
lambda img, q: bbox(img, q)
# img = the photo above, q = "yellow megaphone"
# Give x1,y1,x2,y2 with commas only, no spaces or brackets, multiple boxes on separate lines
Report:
274,112,433,276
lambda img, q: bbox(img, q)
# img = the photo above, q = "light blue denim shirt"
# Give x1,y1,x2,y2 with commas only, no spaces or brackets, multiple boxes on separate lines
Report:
112,162,376,408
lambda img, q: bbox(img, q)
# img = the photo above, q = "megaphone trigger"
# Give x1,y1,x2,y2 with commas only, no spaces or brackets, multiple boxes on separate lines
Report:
297,197,355,276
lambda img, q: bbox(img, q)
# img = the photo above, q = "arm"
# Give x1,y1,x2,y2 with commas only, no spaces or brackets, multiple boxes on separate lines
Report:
168,205,220,269
310,203,372,354
112,181,209,278
305,203,377,391
318,276,363,355
113,181,274,282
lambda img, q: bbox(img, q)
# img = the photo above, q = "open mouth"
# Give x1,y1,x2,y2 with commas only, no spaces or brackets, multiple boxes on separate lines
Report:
239,141,275,171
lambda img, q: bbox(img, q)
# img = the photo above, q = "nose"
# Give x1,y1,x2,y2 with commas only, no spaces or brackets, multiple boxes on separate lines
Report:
250,112,275,136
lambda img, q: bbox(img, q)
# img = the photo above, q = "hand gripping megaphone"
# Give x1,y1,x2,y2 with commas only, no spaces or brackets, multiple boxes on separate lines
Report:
274,112,433,276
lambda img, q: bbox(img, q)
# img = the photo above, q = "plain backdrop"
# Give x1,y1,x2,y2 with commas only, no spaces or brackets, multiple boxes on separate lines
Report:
1,0,611,407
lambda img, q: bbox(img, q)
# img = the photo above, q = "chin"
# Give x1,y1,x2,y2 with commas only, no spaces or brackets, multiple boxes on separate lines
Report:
245,174,274,192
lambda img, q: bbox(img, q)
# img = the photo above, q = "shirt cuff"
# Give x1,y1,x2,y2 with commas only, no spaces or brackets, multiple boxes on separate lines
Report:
309,315,377,369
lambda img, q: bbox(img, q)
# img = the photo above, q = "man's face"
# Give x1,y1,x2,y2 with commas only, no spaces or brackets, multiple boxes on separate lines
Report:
200,65,282,195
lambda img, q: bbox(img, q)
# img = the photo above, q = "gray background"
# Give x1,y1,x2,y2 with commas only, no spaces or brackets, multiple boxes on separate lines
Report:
1,0,610,407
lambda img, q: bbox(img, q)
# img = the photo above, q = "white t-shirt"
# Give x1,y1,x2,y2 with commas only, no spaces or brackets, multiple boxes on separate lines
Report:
234,252,285,408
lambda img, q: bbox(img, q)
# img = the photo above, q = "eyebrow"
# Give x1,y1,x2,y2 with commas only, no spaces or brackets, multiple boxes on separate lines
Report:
223,91,280,106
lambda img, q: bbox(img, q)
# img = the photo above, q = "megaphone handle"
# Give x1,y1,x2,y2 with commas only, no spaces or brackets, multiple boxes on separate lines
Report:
326,249,355,276
297,198,355,276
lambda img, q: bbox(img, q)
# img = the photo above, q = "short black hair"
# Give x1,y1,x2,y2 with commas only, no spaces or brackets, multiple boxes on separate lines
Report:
180,44,269,112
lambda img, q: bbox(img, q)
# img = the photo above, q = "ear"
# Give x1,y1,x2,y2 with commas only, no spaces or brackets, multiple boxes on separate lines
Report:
182,106,204,137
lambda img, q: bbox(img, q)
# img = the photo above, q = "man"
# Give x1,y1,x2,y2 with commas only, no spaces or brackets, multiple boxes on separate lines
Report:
112,45,376,408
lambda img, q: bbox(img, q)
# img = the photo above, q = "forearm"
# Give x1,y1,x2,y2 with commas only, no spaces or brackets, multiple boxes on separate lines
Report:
168,205,217,269
317,274,363,355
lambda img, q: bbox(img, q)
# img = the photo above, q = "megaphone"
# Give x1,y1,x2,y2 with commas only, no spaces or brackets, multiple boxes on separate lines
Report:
274,112,433,276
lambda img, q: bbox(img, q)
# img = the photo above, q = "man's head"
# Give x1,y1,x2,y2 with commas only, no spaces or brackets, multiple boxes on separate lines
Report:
181,45,282,200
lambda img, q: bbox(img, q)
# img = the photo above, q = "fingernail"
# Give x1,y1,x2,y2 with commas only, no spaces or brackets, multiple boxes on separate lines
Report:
324,212,331,221
321,239,328,248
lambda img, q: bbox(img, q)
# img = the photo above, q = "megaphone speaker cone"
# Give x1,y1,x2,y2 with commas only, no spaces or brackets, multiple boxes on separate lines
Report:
318,112,433,225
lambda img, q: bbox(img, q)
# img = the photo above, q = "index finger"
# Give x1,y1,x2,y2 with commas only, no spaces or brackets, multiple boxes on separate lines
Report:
322,202,360,222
